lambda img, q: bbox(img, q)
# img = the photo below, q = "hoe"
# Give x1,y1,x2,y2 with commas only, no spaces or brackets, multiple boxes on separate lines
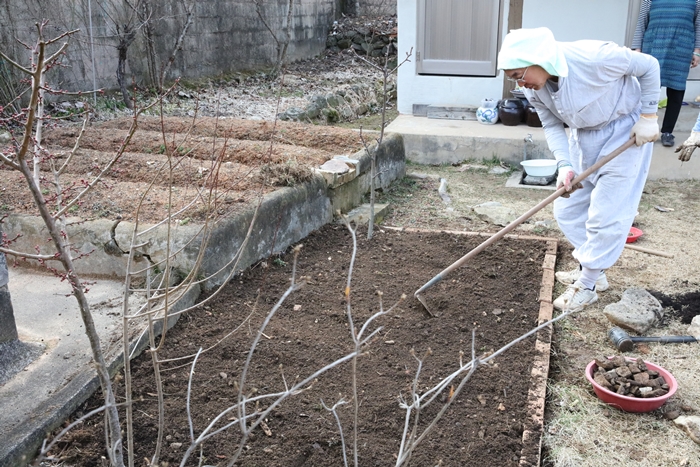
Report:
414,137,636,315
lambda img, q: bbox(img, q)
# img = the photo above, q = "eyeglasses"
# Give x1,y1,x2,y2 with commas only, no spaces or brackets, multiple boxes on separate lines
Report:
506,67,529,84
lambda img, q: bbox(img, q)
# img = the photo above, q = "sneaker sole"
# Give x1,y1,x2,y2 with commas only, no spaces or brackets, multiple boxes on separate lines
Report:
553,293,598,312
555,273,609,292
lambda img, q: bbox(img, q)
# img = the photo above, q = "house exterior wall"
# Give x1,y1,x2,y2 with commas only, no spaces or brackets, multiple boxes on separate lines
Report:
398,0,700,114
397,0,508,114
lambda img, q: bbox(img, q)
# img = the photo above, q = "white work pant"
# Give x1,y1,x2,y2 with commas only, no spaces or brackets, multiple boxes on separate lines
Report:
553,113,653,270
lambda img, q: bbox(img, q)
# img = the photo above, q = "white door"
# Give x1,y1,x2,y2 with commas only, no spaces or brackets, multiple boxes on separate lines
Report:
416,0,503,76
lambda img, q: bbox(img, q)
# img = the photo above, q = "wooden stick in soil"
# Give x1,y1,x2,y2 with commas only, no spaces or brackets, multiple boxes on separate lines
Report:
414,137,636,315
623,243,674,258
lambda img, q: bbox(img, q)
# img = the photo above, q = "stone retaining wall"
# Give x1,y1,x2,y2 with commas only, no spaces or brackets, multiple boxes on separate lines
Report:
3,133,405,290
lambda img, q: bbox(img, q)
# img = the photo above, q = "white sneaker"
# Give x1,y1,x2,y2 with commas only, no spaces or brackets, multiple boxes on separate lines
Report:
553,280,598,312
555,267,609,292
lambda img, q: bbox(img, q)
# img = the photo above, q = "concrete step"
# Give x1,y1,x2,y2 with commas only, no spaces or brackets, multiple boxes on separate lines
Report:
386,107,700,180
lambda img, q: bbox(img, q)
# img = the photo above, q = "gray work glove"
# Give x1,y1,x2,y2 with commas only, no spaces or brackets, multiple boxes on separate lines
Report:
675,131,700,162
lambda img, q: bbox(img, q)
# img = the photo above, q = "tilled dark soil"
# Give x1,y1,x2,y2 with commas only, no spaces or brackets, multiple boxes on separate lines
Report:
51,224,551,467
650,290,700,324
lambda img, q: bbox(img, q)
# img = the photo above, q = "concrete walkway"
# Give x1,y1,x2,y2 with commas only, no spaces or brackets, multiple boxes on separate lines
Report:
0,269,132,466
386,104,700,180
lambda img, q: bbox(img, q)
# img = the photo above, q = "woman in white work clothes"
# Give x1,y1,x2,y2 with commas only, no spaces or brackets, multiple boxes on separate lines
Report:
498,28,661,312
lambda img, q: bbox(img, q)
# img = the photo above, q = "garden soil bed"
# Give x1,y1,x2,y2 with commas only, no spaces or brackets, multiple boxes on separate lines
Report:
52,224,554,467
1,116,365,224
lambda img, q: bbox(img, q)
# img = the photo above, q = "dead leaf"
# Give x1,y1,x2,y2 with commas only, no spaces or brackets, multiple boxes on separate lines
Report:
654,205,674,212
261,420,273,436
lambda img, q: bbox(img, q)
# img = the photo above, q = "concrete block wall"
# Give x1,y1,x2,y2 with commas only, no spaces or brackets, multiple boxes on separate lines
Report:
0,0,345,93
344,0,397,16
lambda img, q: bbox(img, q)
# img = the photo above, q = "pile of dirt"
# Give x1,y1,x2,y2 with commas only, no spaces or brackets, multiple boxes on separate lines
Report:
650,290,700,324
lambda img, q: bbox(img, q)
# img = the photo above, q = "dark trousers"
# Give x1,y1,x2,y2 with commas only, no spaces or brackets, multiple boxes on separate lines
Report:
661,87,685,134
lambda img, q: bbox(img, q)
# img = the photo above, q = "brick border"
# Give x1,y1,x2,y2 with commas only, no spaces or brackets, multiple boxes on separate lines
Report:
519,239,557,467
383,226,557,467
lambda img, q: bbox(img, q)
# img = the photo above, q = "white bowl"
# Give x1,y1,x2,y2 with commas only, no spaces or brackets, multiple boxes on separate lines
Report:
520,159,557,177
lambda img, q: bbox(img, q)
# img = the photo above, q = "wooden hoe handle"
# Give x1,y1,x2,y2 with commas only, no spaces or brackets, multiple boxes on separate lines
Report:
415,137,637,297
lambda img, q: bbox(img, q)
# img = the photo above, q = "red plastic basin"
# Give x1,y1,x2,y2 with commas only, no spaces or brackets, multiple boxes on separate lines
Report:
585,358,677,413
627,227,643,243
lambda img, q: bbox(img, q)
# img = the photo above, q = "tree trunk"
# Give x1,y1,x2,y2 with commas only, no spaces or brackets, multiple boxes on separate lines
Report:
116,28,136,110
142,1,159,91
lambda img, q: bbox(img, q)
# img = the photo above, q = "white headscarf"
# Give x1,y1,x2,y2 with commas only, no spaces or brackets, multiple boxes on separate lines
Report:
497,27,569,77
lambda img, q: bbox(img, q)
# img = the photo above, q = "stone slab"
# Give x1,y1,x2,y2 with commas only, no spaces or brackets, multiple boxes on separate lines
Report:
341,203,390,225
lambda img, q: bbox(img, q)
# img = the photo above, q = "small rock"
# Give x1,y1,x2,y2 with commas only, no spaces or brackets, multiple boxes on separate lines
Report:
688,315,700,340
472,202,519,227
594,357,614,370
609,356,626,367
673,415,700,445
644,388,668,398
489,166,509,175
594,374,611,389
632,372,649,384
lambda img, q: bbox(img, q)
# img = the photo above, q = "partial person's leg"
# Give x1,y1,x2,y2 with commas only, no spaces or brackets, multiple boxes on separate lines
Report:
553,115,652,312
552,182,592,249
661,88,685,146
572,114,651,271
